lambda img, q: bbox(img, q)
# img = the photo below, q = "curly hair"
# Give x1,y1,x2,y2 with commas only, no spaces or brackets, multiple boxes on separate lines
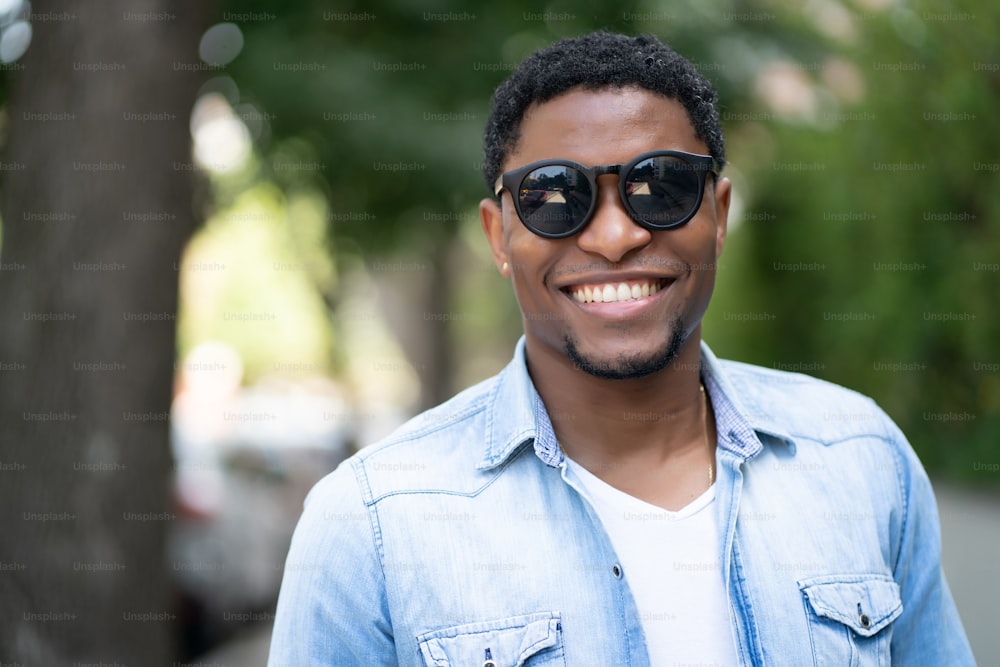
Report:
482,31,725,192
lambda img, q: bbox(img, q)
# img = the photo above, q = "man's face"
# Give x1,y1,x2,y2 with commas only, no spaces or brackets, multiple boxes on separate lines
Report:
481,87,730,379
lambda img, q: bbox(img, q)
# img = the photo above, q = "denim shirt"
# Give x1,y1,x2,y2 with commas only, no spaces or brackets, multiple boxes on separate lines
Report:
268,338,974,667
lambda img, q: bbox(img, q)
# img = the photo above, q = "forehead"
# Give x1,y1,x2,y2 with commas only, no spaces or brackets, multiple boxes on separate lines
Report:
508,87,704,170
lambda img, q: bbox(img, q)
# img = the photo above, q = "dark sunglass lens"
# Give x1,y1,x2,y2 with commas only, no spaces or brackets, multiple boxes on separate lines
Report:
518,165,592,235
625,156,701,227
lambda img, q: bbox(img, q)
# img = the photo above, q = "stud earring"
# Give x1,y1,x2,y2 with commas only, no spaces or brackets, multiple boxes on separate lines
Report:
501,262,509,274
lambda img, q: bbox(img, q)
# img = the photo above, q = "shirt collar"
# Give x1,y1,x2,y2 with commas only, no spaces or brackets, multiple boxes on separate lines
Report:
477,337,795,471
698,342,796,456
478,337,539,470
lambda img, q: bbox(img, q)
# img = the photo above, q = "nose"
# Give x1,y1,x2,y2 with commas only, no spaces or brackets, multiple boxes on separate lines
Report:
575,174,652,262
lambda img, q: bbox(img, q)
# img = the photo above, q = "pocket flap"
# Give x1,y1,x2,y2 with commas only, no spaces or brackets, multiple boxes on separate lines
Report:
417,612,562,667
798,574,902,637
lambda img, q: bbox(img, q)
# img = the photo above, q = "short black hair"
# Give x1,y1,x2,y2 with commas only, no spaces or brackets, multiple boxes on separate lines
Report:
482,31,725,191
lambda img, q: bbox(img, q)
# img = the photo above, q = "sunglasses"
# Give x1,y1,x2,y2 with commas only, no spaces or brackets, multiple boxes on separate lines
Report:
494,150,720,239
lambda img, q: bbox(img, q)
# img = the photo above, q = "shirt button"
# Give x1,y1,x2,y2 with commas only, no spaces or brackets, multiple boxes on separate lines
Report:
612,563,623,578
859,613,871,629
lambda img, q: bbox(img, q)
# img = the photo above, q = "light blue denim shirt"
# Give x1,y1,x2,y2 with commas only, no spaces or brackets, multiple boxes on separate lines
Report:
269,338,973,666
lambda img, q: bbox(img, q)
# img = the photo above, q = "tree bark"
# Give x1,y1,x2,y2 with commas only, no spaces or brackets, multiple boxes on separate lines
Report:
373,233,458,413
0,1,210,662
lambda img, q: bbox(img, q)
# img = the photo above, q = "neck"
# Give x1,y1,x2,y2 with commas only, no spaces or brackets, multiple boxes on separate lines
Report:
526,329,709,473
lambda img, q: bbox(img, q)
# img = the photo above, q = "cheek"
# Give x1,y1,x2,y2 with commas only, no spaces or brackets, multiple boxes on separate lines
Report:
504,234,540,295
502,211,534,262
505,236,567,310
670,221,720,300
671,220,719,265
504,222,549,275
688,225,721,299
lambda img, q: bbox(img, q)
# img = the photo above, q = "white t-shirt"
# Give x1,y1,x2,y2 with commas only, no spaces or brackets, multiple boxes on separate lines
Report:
565,457,740,667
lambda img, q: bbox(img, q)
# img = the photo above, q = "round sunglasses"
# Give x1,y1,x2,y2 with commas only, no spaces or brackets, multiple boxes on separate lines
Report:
494,150,720,239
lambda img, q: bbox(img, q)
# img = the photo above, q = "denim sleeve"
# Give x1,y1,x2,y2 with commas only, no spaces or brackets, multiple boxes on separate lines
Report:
267,461,396,667
883,410,975,665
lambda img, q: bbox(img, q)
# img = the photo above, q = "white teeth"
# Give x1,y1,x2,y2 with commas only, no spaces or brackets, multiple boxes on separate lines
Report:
571,280,664,303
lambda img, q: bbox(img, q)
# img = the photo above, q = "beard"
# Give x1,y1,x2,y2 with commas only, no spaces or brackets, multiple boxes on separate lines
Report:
563,313,687,380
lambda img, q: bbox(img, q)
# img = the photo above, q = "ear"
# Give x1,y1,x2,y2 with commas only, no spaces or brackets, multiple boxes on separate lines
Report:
711,176,731,259
480,197,511,278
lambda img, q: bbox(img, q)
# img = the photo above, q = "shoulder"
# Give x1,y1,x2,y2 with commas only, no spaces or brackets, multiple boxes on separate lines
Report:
358,372,498,464
715,357,928,524
308,372,504,505
366,372,499,451
716,358,901,446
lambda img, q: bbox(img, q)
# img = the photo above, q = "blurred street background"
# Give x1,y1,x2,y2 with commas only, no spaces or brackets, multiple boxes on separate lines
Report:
0,0,996,664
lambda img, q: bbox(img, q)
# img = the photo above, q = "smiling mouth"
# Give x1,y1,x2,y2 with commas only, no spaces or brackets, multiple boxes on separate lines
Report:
565,278,670,304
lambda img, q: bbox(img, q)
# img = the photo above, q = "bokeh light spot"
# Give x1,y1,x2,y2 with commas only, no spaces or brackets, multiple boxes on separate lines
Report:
199,22,244,67
190,92,252,173
0,20,31,63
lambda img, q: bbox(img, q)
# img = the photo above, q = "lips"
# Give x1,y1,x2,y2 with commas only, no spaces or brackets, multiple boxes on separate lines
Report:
565,278,669,304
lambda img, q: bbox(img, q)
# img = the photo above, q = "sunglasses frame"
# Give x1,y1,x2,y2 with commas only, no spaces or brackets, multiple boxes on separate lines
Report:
494,149,721,239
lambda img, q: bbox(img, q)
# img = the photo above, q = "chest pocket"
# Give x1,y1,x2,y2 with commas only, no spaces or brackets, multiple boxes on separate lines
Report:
416,612,564,667
798,574,902,667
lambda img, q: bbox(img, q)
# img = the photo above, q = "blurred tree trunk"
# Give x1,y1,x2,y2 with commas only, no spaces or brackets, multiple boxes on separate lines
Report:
373,233,458,412
0,1,210,663
424,249,456,409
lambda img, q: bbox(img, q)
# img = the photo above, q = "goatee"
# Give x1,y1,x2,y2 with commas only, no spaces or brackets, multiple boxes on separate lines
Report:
564,315,686,380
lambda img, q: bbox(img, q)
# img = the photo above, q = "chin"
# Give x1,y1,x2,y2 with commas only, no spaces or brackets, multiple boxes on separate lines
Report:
563,318,686,380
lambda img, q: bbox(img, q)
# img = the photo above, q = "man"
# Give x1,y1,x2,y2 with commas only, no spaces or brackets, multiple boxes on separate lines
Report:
269,31,973,666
